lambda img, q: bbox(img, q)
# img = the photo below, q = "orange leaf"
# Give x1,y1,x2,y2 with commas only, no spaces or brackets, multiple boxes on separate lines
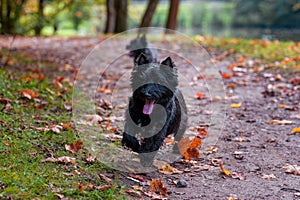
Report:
195,92,205,99
21,89,38,99
196,127,208,138
189,136,202,149
221,72,232,79
149,178,168,196
179,136,202,160
227,83,237,89
291,127,300,134
236,57,245,63
219,162,231,176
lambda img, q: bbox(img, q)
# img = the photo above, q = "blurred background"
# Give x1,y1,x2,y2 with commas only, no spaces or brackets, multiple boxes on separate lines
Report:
1,0,300,40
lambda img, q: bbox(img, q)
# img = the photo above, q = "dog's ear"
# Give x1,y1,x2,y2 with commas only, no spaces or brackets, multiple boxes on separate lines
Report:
135,53,149,66
161,57,175,68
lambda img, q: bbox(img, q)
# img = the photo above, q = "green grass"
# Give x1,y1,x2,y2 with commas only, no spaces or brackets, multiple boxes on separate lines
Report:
0,52,127,199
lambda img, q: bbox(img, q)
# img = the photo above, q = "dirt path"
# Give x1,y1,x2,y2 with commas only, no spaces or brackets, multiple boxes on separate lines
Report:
1,36,299,200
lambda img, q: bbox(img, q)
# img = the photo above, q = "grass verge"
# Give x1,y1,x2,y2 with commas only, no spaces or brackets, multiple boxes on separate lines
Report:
0,52,126,199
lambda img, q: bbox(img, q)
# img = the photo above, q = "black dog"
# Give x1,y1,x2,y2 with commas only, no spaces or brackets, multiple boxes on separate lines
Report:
122,53,187,166
126,34,159,63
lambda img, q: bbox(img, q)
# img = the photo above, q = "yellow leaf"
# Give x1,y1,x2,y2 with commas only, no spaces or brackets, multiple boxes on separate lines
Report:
279,104,285,108
219,162,231,176
231,103,242,108
291,127,300,134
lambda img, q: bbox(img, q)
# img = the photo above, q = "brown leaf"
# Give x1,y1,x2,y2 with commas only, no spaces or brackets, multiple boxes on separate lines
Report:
98,173,112,182
63,103,72,111
129,174,148,183
284,164,300,176
57,156,76,164
231,172,246,180
158,164,183,175
65,141,83,154
20,89,38,99
41,156,57,163
125,189,142,198
86,156,96,163
54,193,65,199
98,185,112,191
149,178,168,196
261,174,277,179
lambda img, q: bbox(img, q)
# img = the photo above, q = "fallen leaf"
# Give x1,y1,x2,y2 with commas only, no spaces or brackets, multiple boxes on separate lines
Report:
41,156,57,163
179,136,202,160
196,127,208,138
63,103,72,111
236,57,245,63
149,178,168,196
98,185,112,191
125,189,142,198
129,174,148,183
195,92,205,99
98,173,112,182
290,77,300,85
158,164,183,175
57,156,76,164
291,127,300,134
65,141,83,154
33,124,63,133
219,162,231,176
231,172,246,180
231,103,242,108
20,89,38,99
232,137,248,142
86,156,96,163
221,72,232,79
266,120,293,125
54,193,65,199
261,174,277,179
284,164,300,176
78,183,85,193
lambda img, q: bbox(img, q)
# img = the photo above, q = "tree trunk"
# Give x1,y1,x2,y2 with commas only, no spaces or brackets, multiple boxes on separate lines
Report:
34,0,44,35
114,0,127,33
165,0,180,33
104,0,116,33
140,0,159,28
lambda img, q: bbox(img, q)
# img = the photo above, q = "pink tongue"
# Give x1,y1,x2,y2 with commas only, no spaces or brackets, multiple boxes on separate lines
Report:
143,100,155,115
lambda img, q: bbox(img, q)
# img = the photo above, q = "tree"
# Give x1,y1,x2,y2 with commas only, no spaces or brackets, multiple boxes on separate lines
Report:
104,0,115,33
104,0,128,33
165,0,180,33
34,0,44,35
0,0,26,34
114,0,127,33
140,0,159,28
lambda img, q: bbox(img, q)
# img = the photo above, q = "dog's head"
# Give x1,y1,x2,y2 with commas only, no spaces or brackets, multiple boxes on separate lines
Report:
131,54,178,115
126,34,157,62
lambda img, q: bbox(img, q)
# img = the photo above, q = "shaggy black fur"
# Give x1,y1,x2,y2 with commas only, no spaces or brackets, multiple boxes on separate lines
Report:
122,53,187,166
126,34,159,63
